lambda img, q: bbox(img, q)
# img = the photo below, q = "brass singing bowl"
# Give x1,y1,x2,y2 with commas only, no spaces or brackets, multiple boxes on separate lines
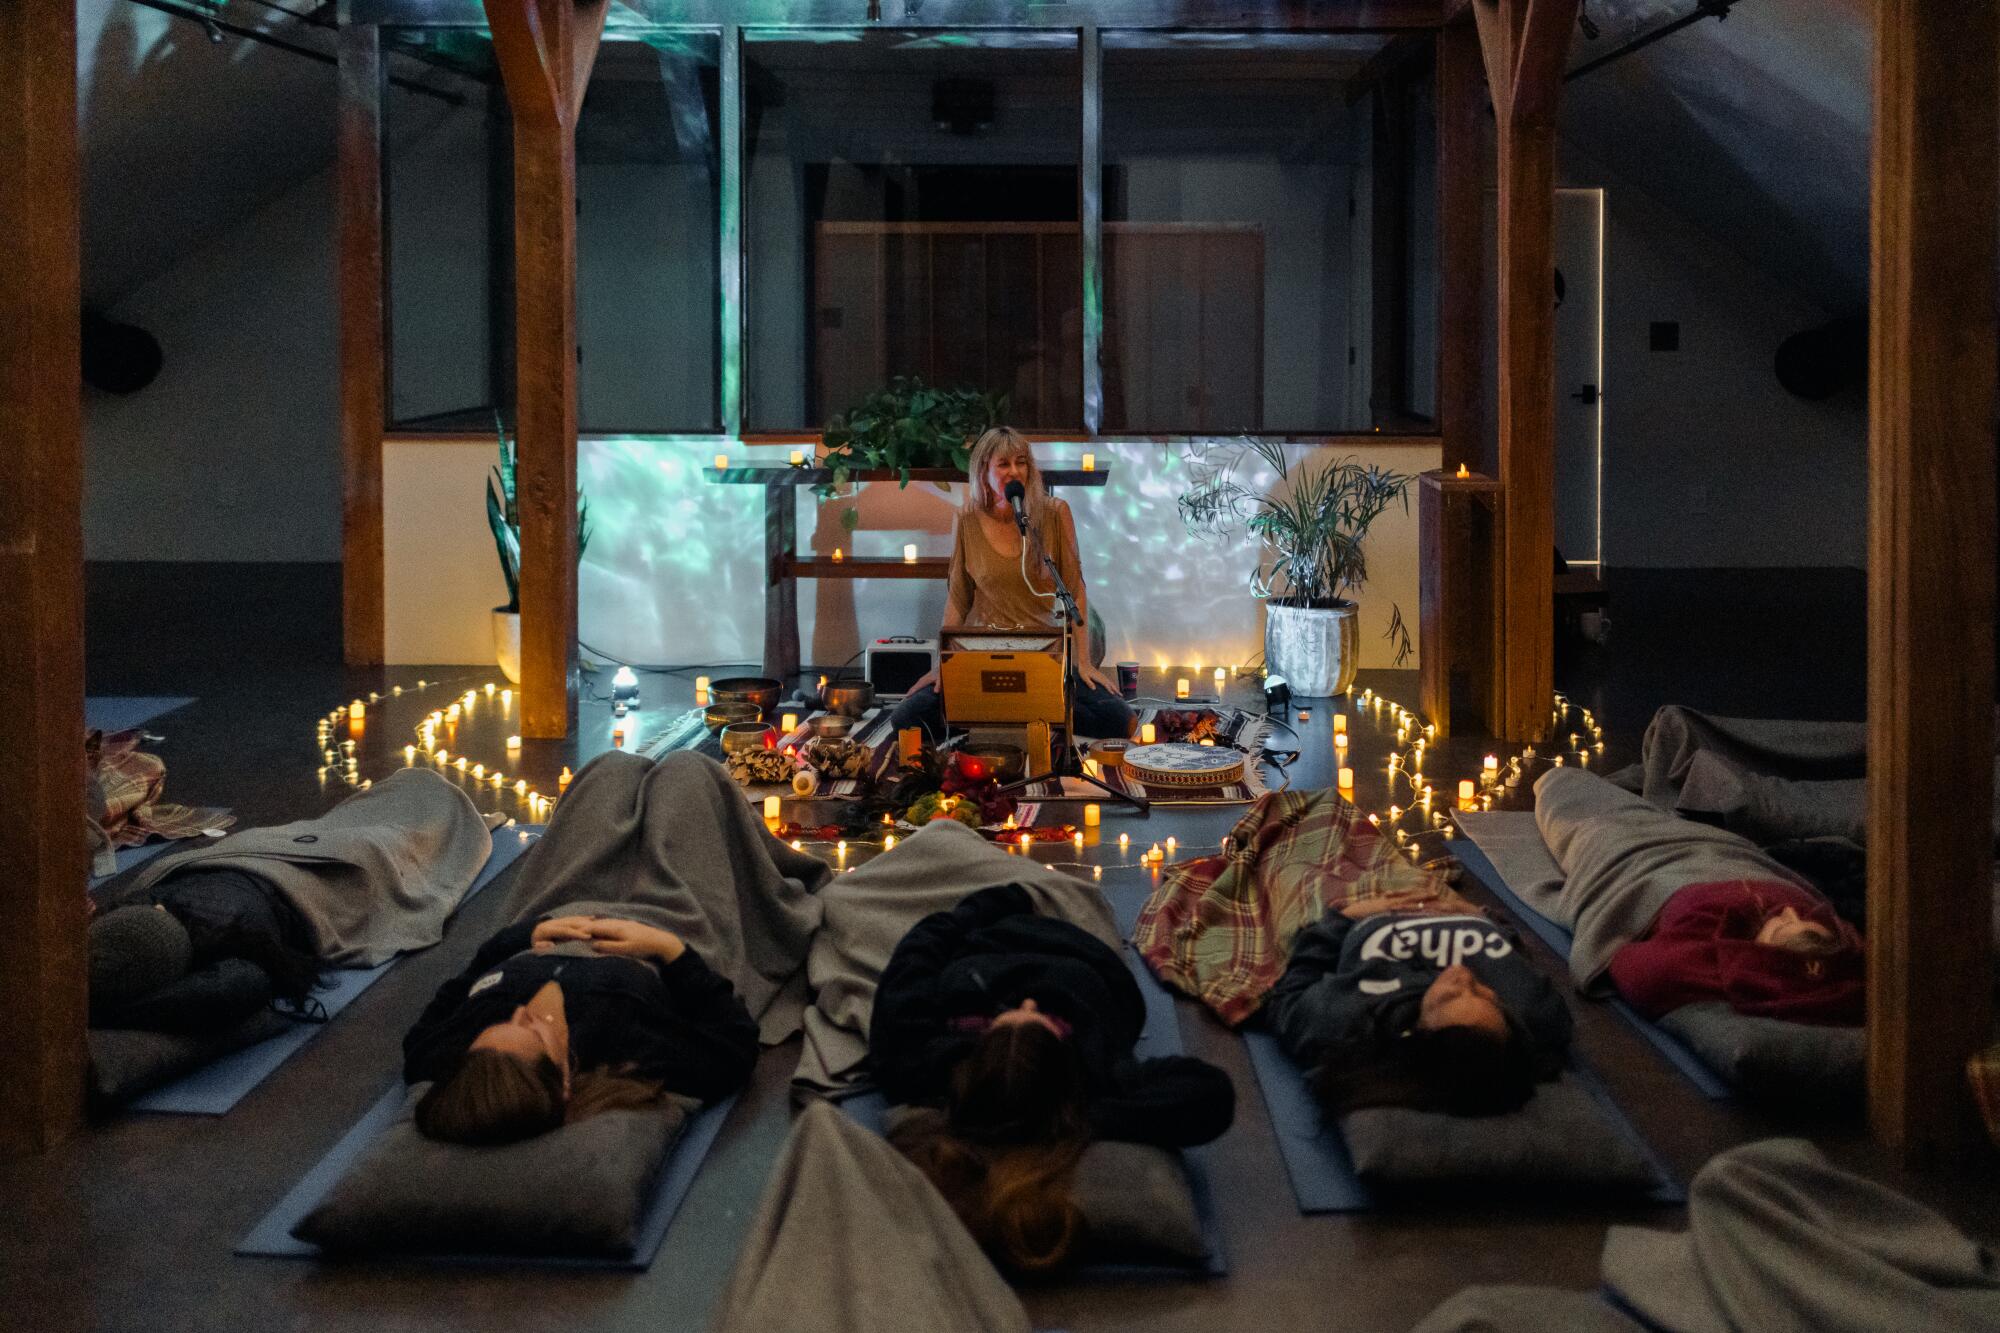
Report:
958,742,1027,784
810,713,855,739
822,681,876,718
719,722,778,755
710,676,782,715
704,701,762,730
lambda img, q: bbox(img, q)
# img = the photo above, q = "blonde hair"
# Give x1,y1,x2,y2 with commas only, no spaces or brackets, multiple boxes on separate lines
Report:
964,427,1048,529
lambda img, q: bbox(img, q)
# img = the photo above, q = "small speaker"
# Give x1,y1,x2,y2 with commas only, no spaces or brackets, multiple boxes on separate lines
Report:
865,637,939,699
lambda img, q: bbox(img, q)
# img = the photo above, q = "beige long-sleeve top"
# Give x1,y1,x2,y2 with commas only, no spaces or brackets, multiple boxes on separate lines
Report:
946,497,1086,631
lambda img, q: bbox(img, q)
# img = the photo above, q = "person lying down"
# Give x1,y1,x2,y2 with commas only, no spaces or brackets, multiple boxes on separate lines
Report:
1266,887,1573,1117
870,884,1235,1271
402,908,756,1146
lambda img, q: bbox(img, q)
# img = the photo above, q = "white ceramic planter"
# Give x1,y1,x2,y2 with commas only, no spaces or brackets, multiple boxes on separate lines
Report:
493,607,521,684
1264,600,1359,698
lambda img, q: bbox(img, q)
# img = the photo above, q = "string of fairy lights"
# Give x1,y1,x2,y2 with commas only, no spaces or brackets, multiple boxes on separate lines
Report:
311,671,1607,884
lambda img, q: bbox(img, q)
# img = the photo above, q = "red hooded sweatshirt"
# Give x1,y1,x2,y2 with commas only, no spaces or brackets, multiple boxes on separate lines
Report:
1607,879,1863,1025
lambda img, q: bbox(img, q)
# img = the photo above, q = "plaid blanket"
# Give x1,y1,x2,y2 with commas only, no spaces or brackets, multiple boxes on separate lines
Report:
85,728,234,878
1131,786,1457,1025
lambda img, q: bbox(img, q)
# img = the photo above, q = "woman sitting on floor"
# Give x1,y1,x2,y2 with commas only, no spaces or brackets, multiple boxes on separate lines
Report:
1606,879,1863,1024
871,883,1234,1271
1266,889,1572,1117
890,426,1133,741
403,909,756,1145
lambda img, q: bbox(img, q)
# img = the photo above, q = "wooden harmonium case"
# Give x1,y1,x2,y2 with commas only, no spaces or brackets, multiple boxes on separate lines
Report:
940,630,1063,725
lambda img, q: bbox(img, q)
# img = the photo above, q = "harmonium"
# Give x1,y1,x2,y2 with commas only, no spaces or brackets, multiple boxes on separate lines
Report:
938,628,1065,726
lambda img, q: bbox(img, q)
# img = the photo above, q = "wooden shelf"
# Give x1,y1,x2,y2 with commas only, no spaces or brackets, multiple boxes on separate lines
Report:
707,466,1109,487
786,556,949,579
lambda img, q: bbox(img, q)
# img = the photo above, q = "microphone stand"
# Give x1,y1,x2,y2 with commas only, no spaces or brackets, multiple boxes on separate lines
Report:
997,515,1148,814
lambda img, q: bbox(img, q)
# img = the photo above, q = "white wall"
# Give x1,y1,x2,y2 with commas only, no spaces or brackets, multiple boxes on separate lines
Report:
1566,140,1867,568
384,441,509,664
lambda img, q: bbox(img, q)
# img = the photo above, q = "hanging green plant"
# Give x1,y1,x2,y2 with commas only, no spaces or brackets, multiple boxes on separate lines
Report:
485,412,592,614
819,376,1007,530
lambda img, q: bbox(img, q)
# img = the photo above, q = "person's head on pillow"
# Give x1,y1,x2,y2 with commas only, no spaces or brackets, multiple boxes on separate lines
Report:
1312,965,1541,1118
413,979,657,1145
1755,906,1849,954
889,1002,1092,1272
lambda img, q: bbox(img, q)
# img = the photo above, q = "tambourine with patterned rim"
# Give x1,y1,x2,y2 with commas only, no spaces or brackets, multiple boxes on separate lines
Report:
1122,742,1246,788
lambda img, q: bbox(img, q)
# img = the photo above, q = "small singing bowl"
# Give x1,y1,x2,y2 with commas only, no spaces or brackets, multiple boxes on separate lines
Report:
719,721,778,755
710,676,782,715
958,742,1027,784
704,701,762,730
810,713,855,740
822,681,876,718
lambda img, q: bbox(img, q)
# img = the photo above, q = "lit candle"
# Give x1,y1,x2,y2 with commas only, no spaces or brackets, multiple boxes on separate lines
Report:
484,682,496,696
1175,678,1190,700
1456,463,1470,479
781,712,798,734
472,763,485,778
884,835,897,850
1147,843,1163,862
1333,714,1346,735
1338,766,1354,790
491,772,504,787
1199,737,1215,746
1298,710,1311,722
1118,832,1130,850
500,688,511,707
435,749,448,763
402,745,415,762
1140,722,1157,744
764,795,781,821
903,543,917,564
1483,754,1499,775
836,839,848,857
558,766,572,791
611,722,626,747
1092,866,1102,880
789,449,806,466
1334,733,1348,752
349,699,365,719
1083,803,1100,827
1459,779,1476,803
506,735,521,751
832,547,843,562
1080,452,1096,472
454,756,468,770
714,453,729,470
1165,836,1177,854
1214,666,1226,687
1073,832,1084,850
1020,833,1033,850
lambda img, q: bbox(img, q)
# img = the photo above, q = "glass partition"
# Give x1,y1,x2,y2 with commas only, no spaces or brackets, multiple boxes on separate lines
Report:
745,29,1082,432
1100,32,1435,434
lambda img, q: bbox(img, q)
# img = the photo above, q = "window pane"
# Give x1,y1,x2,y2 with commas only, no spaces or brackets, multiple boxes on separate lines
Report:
385,31,503,430
578,35,722,433
746,30,1081,432
1101,33,1436,434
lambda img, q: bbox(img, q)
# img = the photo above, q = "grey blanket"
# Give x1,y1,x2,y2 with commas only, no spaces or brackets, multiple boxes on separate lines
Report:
112,768,491,967
497,750,831,1043
1413,1138,2000,1333
791,818,1120,1098
1533,768,1810,989
708,1100,1029,1333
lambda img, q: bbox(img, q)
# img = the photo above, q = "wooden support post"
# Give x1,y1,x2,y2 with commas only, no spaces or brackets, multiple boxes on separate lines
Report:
338,22,387,667
1435,14,1487,474
484,0,608,738
1474,0,1577,742
1866,0,1997,1167
0,0,87,1156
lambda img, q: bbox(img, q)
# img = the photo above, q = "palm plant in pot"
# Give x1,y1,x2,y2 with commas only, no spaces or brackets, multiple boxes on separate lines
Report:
1178,438,1412,697
486,416,591,683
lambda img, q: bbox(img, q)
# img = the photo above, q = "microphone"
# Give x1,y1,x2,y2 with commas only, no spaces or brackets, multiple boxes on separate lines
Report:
1004,479,1029,534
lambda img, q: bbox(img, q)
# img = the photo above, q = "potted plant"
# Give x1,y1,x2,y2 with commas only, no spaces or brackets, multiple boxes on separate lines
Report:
485,415,591,683
1177,438,1412,697
819,376,1006,530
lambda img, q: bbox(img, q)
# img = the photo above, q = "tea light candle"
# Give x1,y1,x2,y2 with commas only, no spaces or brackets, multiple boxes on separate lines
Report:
1456,462,1470,478
403,745,416,762
1072,832,1084,850
1214,666,1226,687
349,699,365,719
1334,733,1348,752
1483,754,1499,776
558,766,572,791
1165,836,1177,854
506,735,521,751
789,449,806,466
1459,779,1476,803
1140,722,1157,744
884,835,897,850
1298,710,1311,722
764,795,781,821
1199,737,1215,746
483,682,496,696
1118,832,1131,850
1333,714,1346,735
832,547,844,562
1175,677,1190,700
903,544,917,564
1080,452,1096,472
714,453,729,470
780,712,798,734
1338,766,1354,790
1083,803,1100,827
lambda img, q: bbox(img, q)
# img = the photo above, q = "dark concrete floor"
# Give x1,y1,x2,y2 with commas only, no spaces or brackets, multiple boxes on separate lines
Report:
6,562,1994,1333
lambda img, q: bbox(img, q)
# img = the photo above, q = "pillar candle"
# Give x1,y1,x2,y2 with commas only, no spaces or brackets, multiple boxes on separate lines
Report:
1333,713,1346,735
505,735,521,751
1333,733,1348,752
1081,804,1101,828
1338,766,1354,790
1140,722,1157,744
1459,779,1476,803
348,699,365,719
1175,677,1190,699
763,795,781,821
903,544,917,563
1483,753,1499,775
780,712,798,734
714,453,729,470
1213,666,1226,688
1080,452,1095,471
789,449,806,466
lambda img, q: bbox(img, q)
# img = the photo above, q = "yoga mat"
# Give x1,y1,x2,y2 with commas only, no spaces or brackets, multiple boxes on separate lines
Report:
126,827,541,1116
86,696,195,732
1450,815,1734,1102
235,1082,733,1269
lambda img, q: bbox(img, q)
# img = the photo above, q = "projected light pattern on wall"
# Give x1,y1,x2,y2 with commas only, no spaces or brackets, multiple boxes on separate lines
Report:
576,437,1439,672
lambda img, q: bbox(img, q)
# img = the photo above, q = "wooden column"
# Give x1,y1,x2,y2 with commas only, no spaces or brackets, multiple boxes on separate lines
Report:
0,0,87,1155
484,0,607,737
1866,0,1997,1166
338,22,387,667
1474,0,1575,742
1435,14,1487,474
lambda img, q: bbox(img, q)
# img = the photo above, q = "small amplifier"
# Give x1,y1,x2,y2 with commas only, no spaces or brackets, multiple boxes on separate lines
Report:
865,637,938,700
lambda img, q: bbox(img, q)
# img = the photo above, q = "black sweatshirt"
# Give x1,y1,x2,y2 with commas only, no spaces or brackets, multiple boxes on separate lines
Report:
401,917,757,1104
1266,910,1572,1077
870,884,1234,1149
